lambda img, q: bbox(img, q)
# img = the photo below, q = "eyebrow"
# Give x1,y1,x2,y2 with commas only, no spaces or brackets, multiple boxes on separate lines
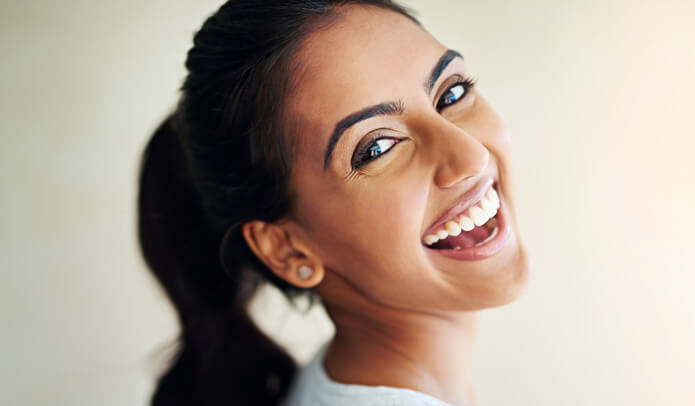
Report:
424,49,463,93
322,48,463,171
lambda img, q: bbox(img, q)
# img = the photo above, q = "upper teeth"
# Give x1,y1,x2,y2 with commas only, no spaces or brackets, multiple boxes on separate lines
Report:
423,186,500,246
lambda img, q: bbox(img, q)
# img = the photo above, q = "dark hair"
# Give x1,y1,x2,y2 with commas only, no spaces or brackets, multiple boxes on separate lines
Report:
137,1,418,405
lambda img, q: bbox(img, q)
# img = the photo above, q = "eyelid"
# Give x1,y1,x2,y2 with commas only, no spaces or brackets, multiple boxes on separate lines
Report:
355,129,387,154
437,73,470,96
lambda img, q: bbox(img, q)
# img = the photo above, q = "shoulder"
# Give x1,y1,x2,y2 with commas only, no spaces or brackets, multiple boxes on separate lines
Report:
281,341,453,406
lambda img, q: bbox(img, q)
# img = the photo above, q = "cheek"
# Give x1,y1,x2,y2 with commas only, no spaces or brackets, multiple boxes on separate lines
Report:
468,97,512,150
340,188,432,301
364,181,428,254
305,173,430,287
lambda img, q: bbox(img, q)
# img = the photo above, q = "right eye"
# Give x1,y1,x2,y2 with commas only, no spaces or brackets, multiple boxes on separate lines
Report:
352,136,401,169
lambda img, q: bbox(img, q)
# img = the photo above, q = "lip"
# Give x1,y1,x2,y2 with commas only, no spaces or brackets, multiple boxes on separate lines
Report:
421,175,511,261
421,176,495,238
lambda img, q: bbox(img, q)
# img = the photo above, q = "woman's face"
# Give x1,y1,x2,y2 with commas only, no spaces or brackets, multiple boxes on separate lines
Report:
281,5,530,312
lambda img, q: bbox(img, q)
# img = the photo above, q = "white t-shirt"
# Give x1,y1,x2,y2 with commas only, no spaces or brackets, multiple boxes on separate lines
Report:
281,342,454,406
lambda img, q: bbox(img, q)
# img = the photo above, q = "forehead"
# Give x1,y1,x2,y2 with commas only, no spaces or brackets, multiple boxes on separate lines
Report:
286,5,447,157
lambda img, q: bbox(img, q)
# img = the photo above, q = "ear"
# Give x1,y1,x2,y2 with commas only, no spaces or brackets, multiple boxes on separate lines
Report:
241,220,324,288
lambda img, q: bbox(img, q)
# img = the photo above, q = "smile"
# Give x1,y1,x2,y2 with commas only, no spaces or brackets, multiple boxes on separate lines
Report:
422,177,510,260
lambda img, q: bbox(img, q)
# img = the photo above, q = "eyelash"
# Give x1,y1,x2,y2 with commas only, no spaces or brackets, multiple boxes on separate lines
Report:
350,76,477,170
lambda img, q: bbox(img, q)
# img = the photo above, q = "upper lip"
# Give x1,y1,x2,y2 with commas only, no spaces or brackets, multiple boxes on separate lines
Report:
421,176,496,238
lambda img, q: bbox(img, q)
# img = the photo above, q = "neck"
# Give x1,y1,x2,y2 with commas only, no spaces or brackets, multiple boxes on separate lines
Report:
322,302,478,406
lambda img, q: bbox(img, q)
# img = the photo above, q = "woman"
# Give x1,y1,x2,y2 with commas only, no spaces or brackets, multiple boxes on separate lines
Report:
138,0,530,405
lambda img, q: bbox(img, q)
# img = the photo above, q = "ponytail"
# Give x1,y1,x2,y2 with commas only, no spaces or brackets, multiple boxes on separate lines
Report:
137,115,295,405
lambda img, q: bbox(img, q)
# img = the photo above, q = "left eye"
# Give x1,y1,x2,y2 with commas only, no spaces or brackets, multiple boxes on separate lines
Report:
436,79,475,111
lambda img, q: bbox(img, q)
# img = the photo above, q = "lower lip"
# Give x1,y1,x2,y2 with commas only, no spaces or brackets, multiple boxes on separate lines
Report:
426,192,511,261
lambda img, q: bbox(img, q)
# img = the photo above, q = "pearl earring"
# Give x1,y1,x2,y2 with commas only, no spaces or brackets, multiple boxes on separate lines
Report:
298,265,313,280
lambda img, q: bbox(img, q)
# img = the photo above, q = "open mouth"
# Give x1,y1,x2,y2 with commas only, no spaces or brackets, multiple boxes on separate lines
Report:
422,181,501,251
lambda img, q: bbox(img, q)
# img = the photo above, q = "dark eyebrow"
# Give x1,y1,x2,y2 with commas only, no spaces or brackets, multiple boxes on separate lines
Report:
425,49,463,94
322,49,462,172
323,100,405,170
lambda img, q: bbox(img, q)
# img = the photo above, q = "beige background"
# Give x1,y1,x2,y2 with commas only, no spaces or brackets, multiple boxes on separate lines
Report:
1,0,694,405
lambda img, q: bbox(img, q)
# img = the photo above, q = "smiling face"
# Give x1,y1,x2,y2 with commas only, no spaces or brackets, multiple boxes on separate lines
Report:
259,5,530,314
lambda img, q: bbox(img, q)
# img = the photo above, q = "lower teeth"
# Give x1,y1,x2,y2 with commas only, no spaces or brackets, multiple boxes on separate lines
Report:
484,216,498,231
475,224,499,247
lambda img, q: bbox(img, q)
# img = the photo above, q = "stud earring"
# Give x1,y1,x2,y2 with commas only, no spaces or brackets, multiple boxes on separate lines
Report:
298,265,313,280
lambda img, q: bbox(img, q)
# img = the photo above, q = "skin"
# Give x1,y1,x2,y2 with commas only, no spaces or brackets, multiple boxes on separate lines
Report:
242,5,531,406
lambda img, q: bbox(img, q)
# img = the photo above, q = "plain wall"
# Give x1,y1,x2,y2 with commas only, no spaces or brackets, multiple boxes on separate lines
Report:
1,0,693,405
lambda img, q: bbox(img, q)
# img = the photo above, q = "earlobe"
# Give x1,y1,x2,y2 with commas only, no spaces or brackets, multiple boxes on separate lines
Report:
240,220,325,289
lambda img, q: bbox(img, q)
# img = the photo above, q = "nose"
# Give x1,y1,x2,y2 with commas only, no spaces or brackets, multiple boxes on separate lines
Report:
428,118,490,188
